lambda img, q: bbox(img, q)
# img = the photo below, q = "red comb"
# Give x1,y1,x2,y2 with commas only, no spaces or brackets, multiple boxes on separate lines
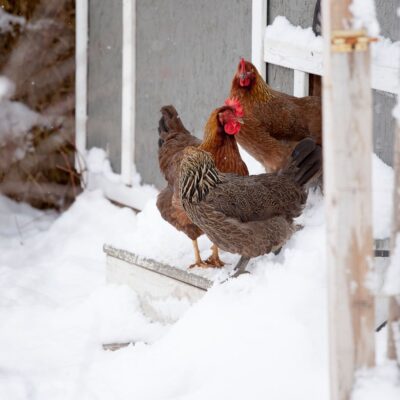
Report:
239,58,246,72
224,97,244,117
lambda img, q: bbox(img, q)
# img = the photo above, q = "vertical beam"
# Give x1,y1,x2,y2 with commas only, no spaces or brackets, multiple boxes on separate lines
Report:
387,120,400,361
322,1,375,399
293,70,309,97
75,0,89,172
121,0,136,186
251,0,267,80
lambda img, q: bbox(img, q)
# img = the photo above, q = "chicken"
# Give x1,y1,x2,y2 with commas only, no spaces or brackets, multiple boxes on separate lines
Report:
157,100,248,268
229,58,322,172
178,138,322,259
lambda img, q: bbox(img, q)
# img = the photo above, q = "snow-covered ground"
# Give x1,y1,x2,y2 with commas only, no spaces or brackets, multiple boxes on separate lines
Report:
0,149,399,400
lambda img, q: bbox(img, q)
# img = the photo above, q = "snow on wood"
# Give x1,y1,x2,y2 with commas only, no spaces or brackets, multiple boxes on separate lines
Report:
85,147,158,211
104,244,212,323
264,16,400,95
323,1,375,399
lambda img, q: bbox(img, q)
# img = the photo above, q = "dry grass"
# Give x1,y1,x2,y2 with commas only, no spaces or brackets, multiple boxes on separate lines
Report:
0,0,80,210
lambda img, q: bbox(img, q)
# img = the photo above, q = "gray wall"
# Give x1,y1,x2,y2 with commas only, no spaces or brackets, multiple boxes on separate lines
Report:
267,0,399,166
86,0,399,186
87,0,123,173
136,0,251,188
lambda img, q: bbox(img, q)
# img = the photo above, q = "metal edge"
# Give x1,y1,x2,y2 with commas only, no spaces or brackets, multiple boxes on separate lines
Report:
103,244,213,291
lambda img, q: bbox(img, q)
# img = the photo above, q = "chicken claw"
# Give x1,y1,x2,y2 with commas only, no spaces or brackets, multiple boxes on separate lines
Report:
188,261,213,269
205,244,225,268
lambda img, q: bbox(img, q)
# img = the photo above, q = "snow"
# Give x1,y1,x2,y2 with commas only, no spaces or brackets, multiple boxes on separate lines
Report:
85,148,158,211
265,16,323,52
0,8,25,33
350,0,380,37
265,17,399,95
0,144,398,399
383,233,400,295
0,75,52,162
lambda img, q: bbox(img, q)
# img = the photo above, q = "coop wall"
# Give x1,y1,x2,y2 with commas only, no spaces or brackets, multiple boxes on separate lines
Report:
86,0,399,188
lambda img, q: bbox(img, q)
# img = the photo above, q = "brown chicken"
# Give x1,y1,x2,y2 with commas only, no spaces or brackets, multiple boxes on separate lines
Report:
230,58,322,172
157,100,248,268
179,138,322,259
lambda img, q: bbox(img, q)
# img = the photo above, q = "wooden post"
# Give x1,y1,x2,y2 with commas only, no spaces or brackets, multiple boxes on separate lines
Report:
251,0,267,80
322,1,375,399
75,0,88,172
387,120,400,361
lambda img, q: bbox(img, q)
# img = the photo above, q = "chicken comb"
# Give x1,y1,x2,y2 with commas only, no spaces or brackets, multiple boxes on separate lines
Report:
224,97,244,118
239,57,246,72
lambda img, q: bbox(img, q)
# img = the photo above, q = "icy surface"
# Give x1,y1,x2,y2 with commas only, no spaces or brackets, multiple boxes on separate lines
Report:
0,148,397,399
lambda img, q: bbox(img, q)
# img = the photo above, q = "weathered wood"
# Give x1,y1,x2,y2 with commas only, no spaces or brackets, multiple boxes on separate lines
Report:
104,245,212,323
264,37,399,95
293,70,309,97
323,1,375,399
387,122,400,361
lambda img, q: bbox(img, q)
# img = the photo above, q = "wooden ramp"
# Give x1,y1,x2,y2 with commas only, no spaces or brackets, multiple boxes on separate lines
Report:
104,239,390,325
104,244,213,323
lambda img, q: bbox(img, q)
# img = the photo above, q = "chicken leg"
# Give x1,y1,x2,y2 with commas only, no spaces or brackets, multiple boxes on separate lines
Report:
188,240,210,269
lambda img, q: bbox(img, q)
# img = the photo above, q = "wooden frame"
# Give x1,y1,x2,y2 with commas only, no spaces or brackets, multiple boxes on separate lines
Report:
75,0,88,172
121,0,136,186
323,2,375,399
251,0,267,80
264,35,399,95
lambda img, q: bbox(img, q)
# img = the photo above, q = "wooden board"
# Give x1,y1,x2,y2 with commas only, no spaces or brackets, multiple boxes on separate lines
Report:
264,37,399,95
104,245,212,323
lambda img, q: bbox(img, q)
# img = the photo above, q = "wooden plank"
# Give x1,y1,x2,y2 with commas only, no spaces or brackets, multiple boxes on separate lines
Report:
75,0,88,173
104,245,211,323
252,0,267,80
264,38,399,95
104,245,212,290
387,121,400,361
293,70,309,97
121,0,136,185
323,1,375,399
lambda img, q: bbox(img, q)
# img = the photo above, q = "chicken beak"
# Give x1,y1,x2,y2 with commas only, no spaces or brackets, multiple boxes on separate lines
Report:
236,117,244,124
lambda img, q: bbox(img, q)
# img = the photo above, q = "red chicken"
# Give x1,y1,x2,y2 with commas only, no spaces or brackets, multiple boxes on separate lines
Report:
230,58,322,173
157,100,248,268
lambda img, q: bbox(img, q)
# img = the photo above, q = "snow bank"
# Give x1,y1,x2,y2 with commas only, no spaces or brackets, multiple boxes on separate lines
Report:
0,145,397,399
85,148,158,210
352,362,400,400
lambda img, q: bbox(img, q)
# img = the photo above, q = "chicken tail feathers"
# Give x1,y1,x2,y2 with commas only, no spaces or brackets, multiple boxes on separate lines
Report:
284,138,323,186
158,105,191,147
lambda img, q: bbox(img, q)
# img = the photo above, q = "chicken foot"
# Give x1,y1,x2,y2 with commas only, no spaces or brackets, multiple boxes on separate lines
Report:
189,242,225,269
205,244,225,267
188,240,211,269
